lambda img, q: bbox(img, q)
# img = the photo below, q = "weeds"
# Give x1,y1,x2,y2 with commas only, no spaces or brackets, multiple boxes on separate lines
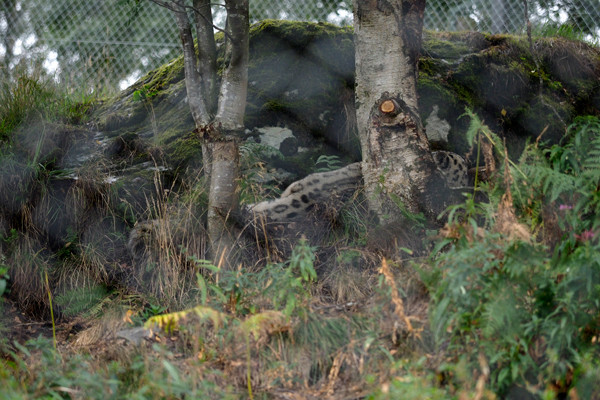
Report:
3,67,600,399
132,84,158,137
0,74,93,141
0,248,9,297
426,115,600,398
1,336,233,399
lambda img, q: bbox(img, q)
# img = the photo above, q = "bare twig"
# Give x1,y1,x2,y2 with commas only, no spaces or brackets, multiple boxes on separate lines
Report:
149,0,233,41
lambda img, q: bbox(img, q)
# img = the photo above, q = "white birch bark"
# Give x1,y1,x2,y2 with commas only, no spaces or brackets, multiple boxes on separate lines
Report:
215,0,249,130
354,0,444,221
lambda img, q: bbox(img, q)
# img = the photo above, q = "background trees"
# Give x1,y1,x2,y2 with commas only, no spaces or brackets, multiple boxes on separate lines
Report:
1,0,179,91
1,0,597,93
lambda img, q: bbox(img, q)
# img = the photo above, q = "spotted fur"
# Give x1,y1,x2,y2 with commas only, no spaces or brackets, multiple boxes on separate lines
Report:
246,152,468,223
432,151,468,188
245,163,362,222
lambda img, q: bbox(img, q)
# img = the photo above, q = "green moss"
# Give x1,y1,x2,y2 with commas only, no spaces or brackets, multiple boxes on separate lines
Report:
261,100,289,113
422,36,471,60
134,57,184,97
418,77,460,114
447,56,486,108
418,58,444,77
250,19,352,47
162,132,203,170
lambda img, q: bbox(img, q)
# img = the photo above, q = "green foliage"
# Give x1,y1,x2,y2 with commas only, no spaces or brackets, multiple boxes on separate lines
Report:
132,85,157,103
314,154,343,172
512,116,600,242
1,230,18,299
54,285,112,318
0,337,232,399
191,238,317,317
2,228,19,246
55,227,80,260
0,76,54,140
132,84,158,136
139,303,168,321
367,365,451,400
0,74,94,141
428,115,600,397
0,264,8,297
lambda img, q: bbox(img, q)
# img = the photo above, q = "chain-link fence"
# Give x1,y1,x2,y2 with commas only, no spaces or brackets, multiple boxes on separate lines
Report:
1,0,598,93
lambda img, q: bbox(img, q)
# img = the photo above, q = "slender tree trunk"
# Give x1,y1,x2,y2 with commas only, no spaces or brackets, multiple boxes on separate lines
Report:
193,0,218,114
215,0,249,130
205,140,240,264
169,0,249,268
205,0,249,268
172,1,210,125
354,0,445,223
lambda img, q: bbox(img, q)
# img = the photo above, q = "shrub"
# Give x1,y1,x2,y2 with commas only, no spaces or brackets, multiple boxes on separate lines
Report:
428,116,600,397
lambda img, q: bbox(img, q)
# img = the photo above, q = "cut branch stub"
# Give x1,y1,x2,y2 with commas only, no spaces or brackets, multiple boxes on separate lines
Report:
379,99,400,116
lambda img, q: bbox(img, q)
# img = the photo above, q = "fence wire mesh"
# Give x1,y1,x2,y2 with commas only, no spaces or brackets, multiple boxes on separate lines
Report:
1,0,598,92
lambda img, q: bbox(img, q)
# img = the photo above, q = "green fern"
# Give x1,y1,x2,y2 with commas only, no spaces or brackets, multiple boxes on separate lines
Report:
429,116,600,397
54,285,110,317
524,163,578,202
315,155,342,172
239,141,283,168
540,117,600,212
581,133,600,177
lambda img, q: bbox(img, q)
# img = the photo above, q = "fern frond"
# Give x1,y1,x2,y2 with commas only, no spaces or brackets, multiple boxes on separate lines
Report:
54,285,109,317
482,294,515,339
524,164,578,202
581,134,600,175
315,155,342,172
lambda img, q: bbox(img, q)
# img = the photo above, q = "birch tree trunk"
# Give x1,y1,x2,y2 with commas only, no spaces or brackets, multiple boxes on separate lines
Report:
167,0,249,268
354,0,446,223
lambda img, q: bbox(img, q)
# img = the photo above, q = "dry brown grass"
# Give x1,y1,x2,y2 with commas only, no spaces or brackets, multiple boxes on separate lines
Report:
6,236,52,316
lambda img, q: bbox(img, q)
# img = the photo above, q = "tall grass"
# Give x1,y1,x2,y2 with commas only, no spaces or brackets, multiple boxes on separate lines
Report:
0,74,93,141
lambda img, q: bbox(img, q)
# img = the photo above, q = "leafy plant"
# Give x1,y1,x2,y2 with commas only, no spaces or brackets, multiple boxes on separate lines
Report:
132,84,158,136
54,285,111,317
191,238,317,316
0,264,8,297
132,85,157,103
428,115,600,397
315,154,342,172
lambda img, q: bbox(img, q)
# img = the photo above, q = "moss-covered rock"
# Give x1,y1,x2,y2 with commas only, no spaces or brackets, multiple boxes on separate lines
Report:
91,20,600,174
419,32,599,154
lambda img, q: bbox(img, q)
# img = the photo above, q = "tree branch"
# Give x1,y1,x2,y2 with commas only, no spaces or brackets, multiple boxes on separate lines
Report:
193,0,218,114
214,0,249,130
170,0,210,125
149,0,233,41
